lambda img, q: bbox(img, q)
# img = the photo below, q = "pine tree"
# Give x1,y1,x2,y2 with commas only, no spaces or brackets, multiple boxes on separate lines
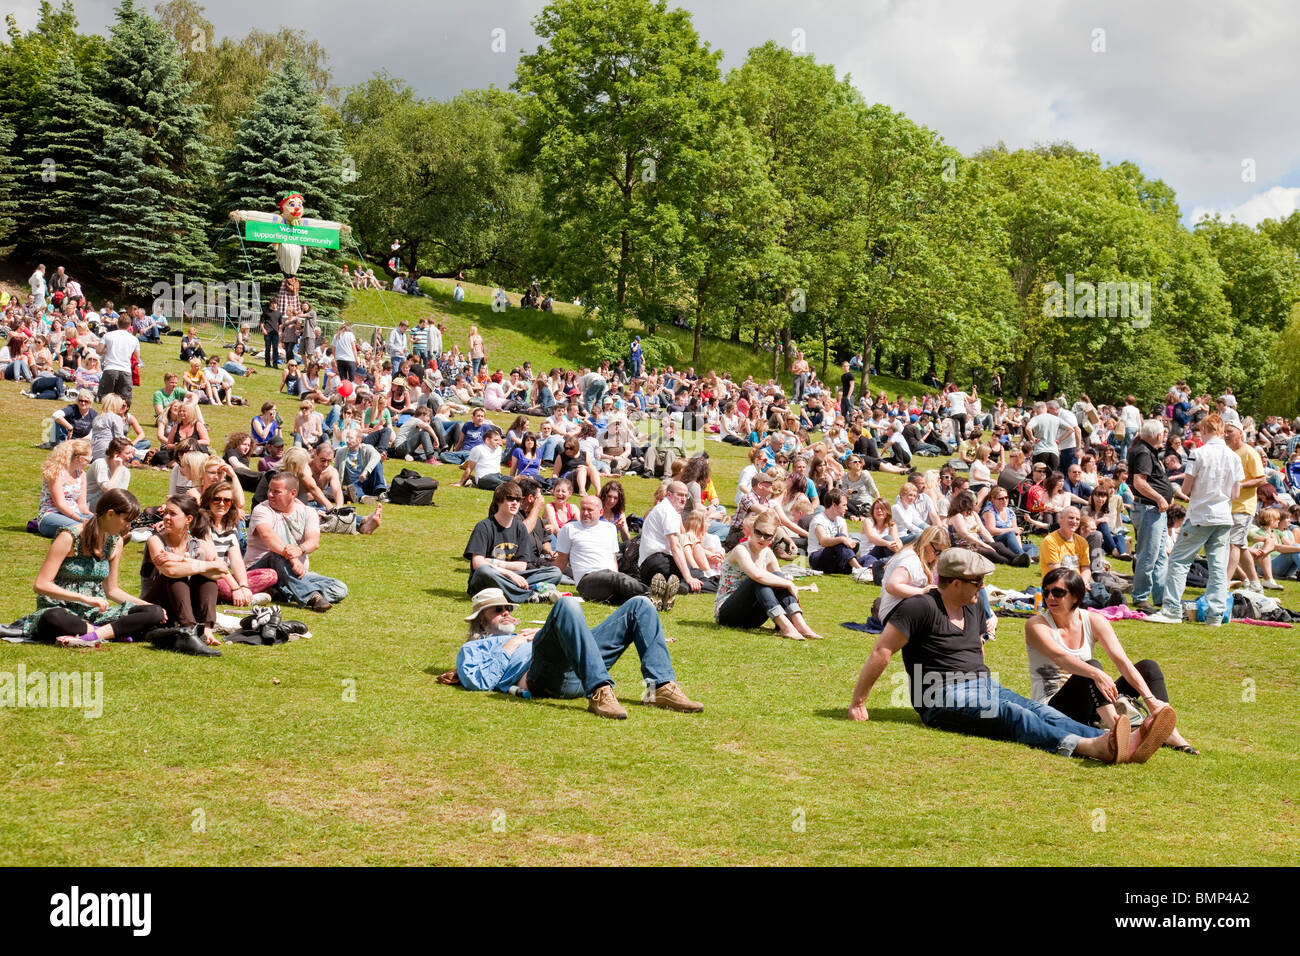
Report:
16,55,107,258
220,59,352,320
84,0,215,298
0,118,17,258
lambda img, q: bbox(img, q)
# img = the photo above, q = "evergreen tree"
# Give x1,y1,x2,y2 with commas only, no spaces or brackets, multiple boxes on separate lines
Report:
16,55,107,258
220,59,352,319
84,0,215,298
0,118,17,258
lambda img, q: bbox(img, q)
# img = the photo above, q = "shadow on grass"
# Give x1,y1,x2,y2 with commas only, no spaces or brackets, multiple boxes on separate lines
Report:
816,707,922,725
426,586,471,602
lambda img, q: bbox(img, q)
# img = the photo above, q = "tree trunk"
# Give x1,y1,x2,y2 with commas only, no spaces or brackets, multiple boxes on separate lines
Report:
820,313,829,380
780,319,792,375
902,352,913,381
860,331,873,395
943,353,955,386
874,342,884,376
692,279,705,365
731,302,743,342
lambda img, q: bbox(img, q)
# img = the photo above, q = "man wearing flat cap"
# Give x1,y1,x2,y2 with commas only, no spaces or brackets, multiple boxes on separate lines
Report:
847,549,1174,763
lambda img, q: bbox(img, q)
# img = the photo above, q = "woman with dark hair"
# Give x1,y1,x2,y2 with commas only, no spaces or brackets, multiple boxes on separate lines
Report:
946,490,1029,565
503,415,529,459
509,431,543,480
599,480,631,542
201,481,275,606
140,494,225,649
16,489,166,648
223,432,262,493
1025,568,1193,757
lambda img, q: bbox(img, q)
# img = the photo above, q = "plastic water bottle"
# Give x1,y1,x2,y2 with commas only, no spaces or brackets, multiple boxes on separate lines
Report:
506,685,531,699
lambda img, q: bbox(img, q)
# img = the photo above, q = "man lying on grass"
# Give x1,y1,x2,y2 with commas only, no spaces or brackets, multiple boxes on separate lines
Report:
436,588,702,720
847,549,1176,764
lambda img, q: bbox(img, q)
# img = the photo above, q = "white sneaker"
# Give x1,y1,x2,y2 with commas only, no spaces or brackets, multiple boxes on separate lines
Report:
1145,610,1182,625
1246,581,1264,594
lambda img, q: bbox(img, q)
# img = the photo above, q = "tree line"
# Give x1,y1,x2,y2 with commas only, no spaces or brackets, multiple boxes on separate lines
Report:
3,0,1299,413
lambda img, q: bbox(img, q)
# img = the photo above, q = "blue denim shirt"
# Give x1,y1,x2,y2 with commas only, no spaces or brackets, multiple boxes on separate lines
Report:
456,634,532,692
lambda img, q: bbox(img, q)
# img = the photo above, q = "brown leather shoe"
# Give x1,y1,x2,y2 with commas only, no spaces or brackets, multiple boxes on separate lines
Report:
646,681,703,713
1113,716,1130,764
587,684,627,719
1130,706,1177,764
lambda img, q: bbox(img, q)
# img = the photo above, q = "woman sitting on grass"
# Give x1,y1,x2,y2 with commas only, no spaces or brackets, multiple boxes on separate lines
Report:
36,439,94,538
1025,567,1194,756
140,495,225,650
17,489,165,648
599,480,632,543
86,437,132,511
876,525,950,624
714,511,821,641
200,480,274,607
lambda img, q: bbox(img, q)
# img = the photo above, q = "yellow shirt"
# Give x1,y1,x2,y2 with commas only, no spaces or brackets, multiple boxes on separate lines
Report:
1232,444,1263,515
1040,530,1090,579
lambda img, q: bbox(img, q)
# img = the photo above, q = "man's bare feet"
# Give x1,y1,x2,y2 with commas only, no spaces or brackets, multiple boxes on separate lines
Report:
359,503,383,534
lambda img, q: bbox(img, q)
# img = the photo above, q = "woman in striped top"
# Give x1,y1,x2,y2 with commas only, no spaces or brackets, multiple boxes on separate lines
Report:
201,481,274,606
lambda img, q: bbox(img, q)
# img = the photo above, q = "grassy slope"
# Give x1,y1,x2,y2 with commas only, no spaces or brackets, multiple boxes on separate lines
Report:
0,330,1295,866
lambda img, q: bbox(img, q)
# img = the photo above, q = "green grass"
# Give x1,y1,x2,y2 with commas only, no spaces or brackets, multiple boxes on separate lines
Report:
0,335,1296,865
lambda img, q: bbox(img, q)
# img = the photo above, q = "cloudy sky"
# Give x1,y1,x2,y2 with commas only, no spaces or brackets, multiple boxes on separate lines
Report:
9,0,1297,227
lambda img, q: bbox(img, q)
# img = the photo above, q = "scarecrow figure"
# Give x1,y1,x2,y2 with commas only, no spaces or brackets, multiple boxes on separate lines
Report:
230,192,351,316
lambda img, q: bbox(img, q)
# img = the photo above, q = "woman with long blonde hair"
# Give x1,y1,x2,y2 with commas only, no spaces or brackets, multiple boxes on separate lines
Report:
37,439,94,537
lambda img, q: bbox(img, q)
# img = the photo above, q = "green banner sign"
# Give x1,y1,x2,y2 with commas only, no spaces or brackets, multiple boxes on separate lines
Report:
244,220,341,250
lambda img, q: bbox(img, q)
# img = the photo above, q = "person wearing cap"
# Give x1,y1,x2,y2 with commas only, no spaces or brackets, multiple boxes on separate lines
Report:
1146,414,1243,626
629,336,643,378
442,588,701,719
599,411,634,475
847,548,1162,763
464,479,563,603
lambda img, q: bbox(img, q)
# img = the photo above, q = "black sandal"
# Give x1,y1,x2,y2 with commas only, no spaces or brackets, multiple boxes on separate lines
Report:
1162,743,1200,755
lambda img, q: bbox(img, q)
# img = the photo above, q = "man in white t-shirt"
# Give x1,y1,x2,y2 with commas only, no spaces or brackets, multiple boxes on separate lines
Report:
1054,399,1082,472
1148,413,1242,626
95,315,140,402
946,386,968,440
462,427,507,490
1118,395,1143,457
807,489,863,574
244,472,348,611
554,495,652,605
637,481,715,594
29,265,47,309
1025,401,1062,473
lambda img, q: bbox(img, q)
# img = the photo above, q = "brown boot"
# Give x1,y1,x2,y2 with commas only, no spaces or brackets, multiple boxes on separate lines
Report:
587,684,627,719
646,681,703,713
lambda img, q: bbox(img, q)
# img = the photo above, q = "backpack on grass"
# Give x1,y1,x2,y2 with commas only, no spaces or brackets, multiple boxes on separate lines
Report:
389,468,438,506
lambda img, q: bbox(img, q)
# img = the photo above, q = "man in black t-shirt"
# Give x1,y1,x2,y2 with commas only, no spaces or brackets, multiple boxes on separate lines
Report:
848,549,1134,762
260,304,282,369
464,479,563,603
1127,419,1175,613
51,390,98,444
839,361,854,419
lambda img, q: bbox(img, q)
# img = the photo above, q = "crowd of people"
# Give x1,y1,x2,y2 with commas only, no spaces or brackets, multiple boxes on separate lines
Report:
9,264,1294,751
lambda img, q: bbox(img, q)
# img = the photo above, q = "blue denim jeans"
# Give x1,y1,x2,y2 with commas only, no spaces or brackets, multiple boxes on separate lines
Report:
1272,552,1300,579
247,552,348,606
526,595,675,698
1130,502,1168,605
39,510,88,537
345,463,386,500
467,564,563,604
1161,522,1231,622
1096,520,1128,555
916,676,1105,755
716,574,802,628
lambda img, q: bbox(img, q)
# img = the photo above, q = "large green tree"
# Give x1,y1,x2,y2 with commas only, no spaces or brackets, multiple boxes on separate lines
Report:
84,0,216,297
0,117,16,258
220,59,352,319
514,0,723,317
341,79,539,283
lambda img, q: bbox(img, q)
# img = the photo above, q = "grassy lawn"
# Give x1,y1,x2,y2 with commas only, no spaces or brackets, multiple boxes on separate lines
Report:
0,327,1296,866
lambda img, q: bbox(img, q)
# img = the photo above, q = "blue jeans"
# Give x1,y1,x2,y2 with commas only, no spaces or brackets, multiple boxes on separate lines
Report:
716,574,802,628
1161,522,1231,622
224,361,247,376
247,552,348,606
1097,520,1127,555
993,531,1038,561
916,676,1105,756
1271,552,1300,579
467,564,563,604
345,463,386,500
526,596,675,698
1119,426,1137,459
583,381,607,413
1130,502,1168,605
39,510,88,537
31,374,64,400
538,435,564,463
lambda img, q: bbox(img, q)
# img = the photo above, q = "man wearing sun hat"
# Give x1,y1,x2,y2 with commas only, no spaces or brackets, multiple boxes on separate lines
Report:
847,549,1172,763
443,588,702,719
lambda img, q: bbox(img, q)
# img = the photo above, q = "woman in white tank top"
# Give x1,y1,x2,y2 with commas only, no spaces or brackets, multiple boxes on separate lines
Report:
1024,568,1196,755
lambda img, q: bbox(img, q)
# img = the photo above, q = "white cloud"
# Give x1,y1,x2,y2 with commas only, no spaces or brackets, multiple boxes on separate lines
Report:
1190,186,1300,228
